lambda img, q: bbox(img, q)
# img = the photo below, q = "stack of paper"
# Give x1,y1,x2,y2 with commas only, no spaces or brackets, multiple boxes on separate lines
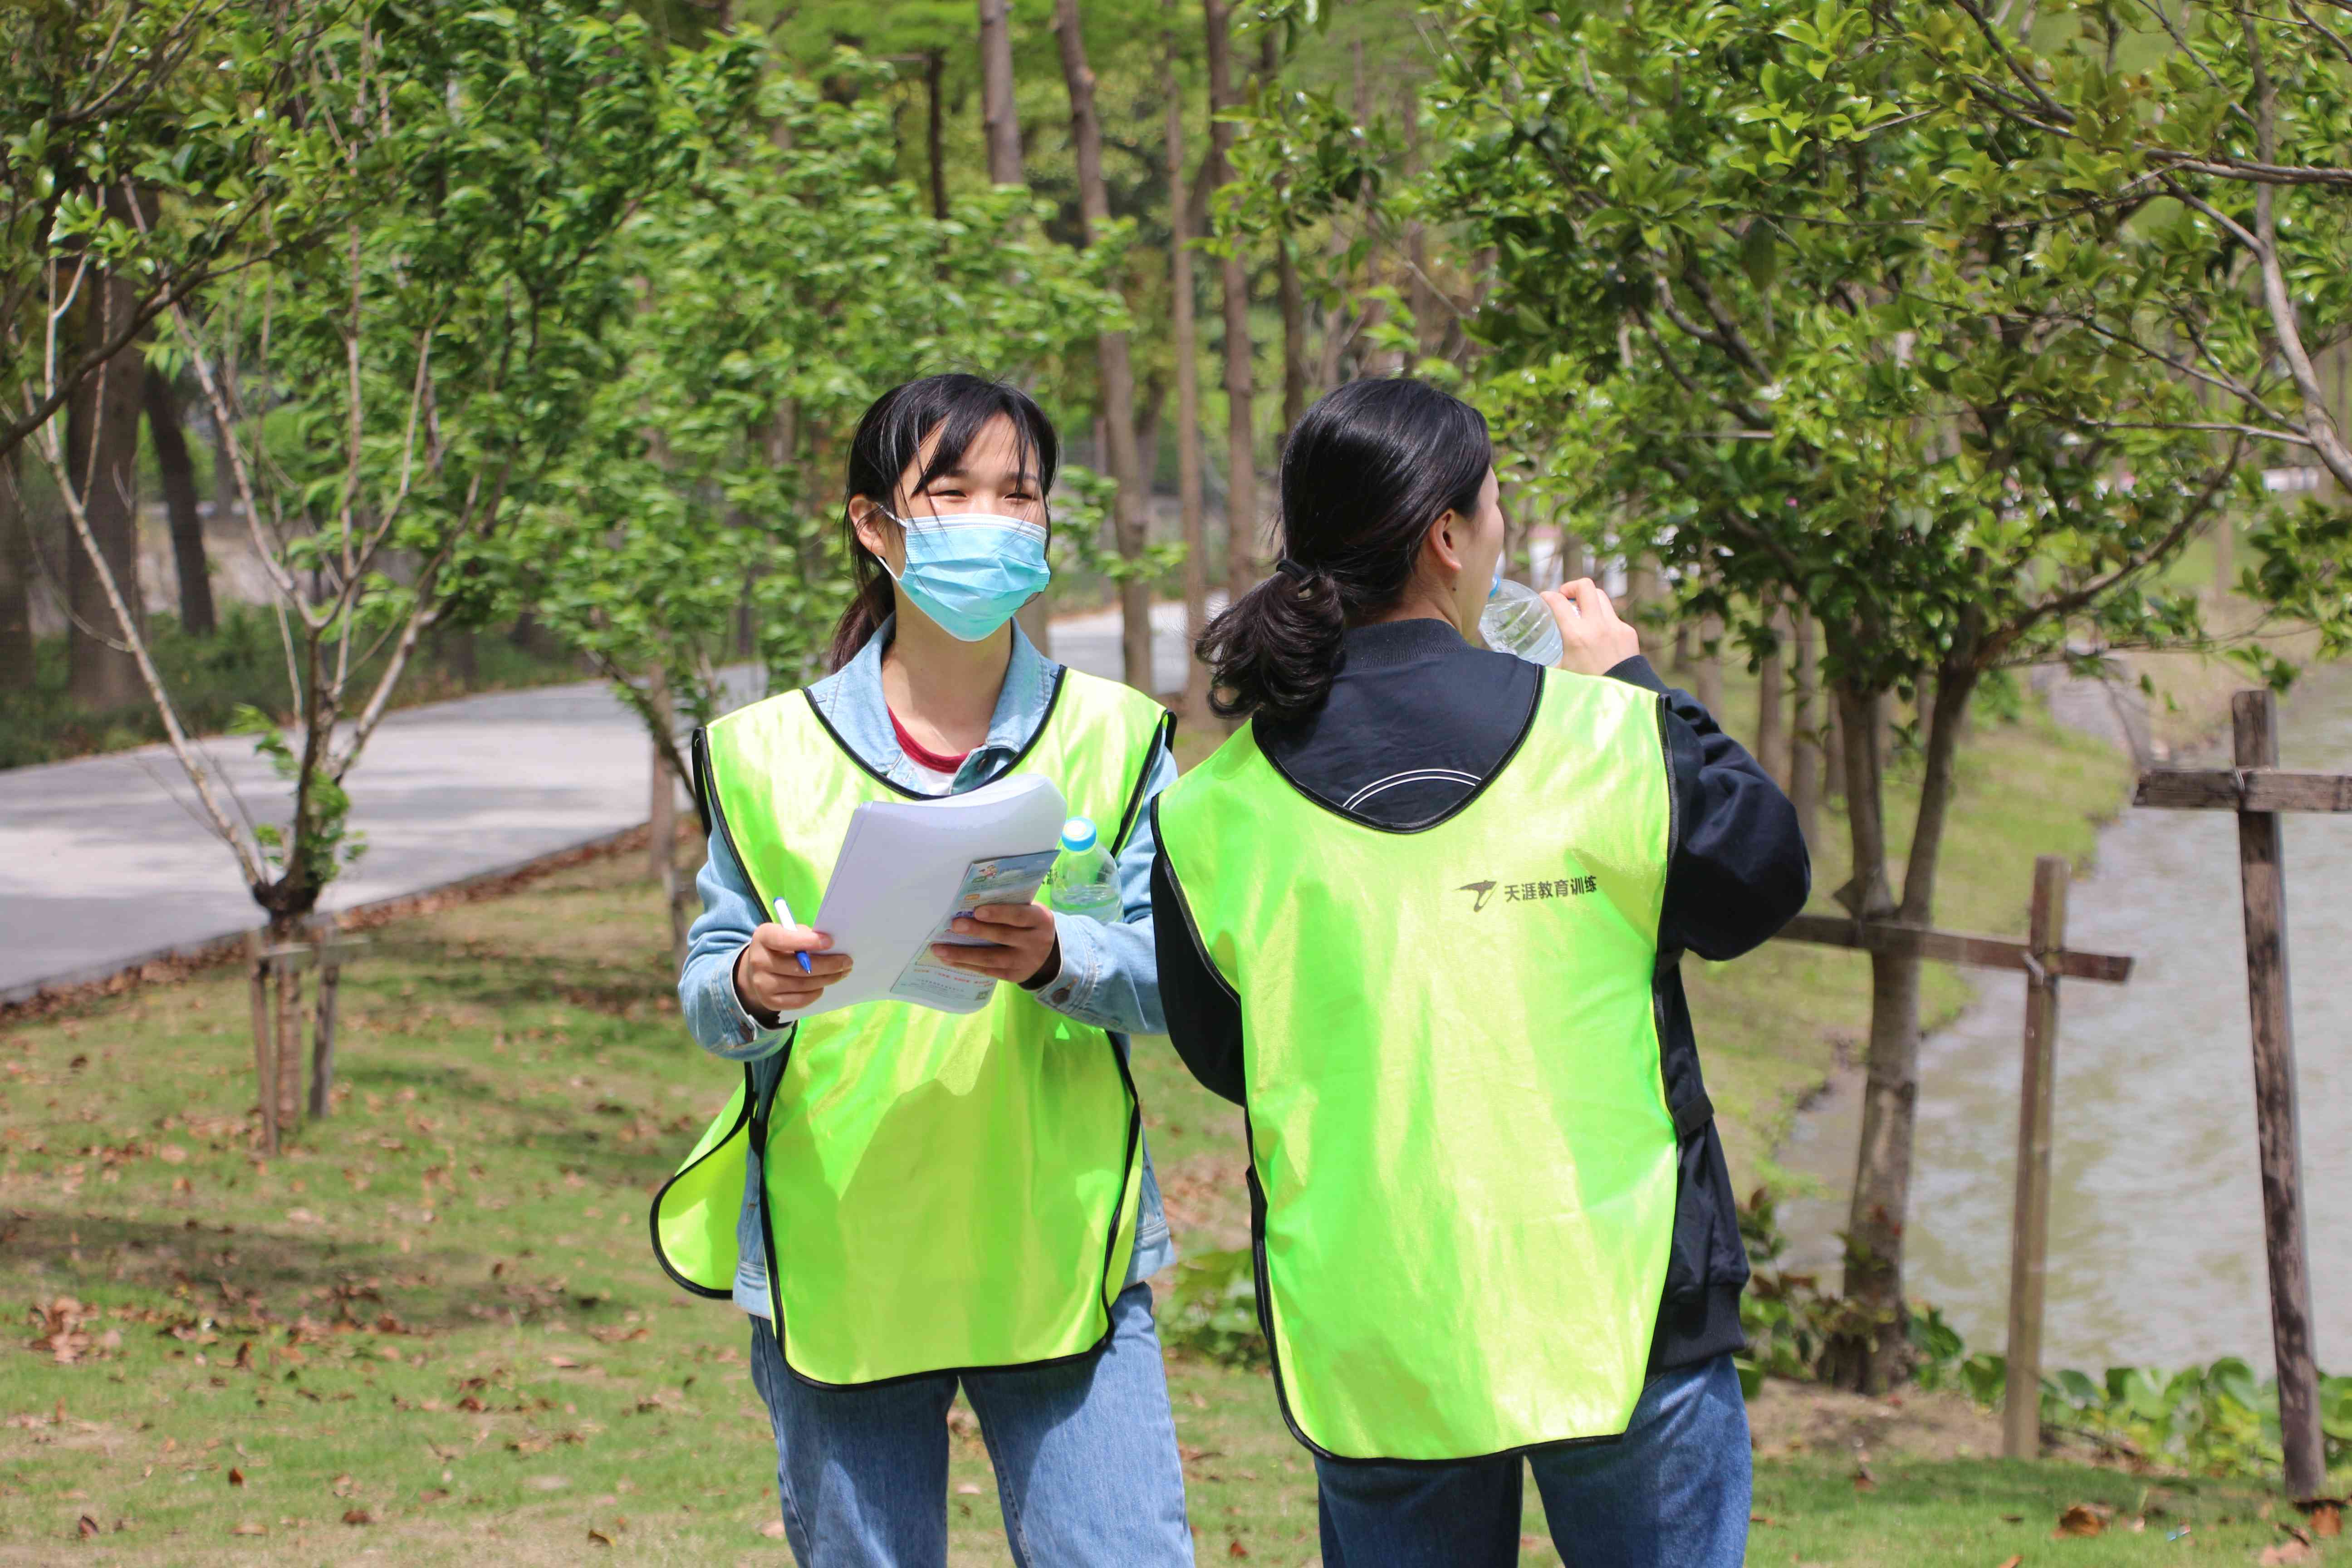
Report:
773,772,1070,1021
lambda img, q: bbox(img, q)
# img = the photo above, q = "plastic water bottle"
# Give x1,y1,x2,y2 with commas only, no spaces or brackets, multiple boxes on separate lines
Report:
1480,577,1566,667
1048,816,1122,922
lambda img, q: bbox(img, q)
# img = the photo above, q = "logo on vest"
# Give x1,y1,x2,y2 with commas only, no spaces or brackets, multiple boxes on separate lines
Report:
1459,876,1597,911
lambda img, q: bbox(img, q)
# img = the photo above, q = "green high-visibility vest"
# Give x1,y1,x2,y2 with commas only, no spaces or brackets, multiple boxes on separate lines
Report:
649,669,1171,1387
1153,668,1681,1462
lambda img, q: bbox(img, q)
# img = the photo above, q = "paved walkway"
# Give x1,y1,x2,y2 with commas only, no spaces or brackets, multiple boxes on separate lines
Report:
0,603,1200,1002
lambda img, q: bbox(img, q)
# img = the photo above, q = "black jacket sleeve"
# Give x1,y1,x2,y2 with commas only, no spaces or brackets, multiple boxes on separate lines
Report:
1603,655,1811,961
1149,817,1247,1106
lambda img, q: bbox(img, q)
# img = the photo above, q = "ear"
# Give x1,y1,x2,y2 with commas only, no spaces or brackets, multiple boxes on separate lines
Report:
848,496,897,560
1423,508,1468,580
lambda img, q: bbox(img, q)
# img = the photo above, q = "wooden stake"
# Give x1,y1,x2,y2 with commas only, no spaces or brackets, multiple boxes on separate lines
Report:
247,929,277,1156
275,951,304,1139
308,924,341,1122
2002,854,2068,1460
2231,689,2325,1499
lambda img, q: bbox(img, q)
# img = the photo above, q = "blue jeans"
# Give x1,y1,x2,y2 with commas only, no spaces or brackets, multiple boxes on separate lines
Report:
746,1281,1192,1568
1314,1352,1752,1568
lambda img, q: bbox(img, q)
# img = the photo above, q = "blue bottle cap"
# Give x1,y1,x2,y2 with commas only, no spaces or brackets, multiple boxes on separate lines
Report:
1059,816,1098,853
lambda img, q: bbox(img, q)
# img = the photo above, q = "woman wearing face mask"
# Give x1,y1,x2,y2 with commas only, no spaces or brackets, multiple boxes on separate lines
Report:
651,374,1191,1568
1150,378,1808,1568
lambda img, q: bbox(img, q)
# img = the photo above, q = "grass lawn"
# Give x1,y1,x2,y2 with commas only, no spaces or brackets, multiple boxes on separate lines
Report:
5,681,2318,1566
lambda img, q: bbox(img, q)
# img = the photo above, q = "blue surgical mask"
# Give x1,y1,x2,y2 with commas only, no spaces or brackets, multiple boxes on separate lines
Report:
881,510,1052,642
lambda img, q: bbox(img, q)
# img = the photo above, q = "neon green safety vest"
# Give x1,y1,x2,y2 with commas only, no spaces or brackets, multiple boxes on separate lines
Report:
649,669,1172,1387
1153,668,1682,1462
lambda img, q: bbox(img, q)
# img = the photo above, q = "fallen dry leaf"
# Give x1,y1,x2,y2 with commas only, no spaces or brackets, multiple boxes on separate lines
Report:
2258,1542,2316,1566
2054,1502,2110,1538
759,1520,788,1539
545,1354,582,1369
588,1528,614,1547
1519,1535,1547,1551
341,1509,372,1526
955,1482,981,1496
1226,1544,1248,1560
1851,1464,1877,1493
230,1520,266,1536
2297,1499,2344,1539
227,1467,245,1487
76,1516,100,1539
1994,1557,2021,1568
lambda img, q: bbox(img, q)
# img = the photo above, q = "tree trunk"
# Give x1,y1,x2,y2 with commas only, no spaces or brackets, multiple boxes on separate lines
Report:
1788,605,1819,846
1693,612,1723,715
1828,657,1981,1393
143,367,215,636
1400,82,1439,359
211,405,237,533
976,0,1050,654
1624,553,1658,657
1205,0,1259,603
1167,11,1212,721
979,0,1025,186
924,49,950,221
1054,0,1154,692
1261,30,1307,446
0,449,33,689
1756,601,1787,784
64,259,145,710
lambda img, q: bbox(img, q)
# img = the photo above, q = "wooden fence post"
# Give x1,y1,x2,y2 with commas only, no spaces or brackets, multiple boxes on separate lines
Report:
246,929,277,1156
2231,689,2325,1500
2002,854,2068,1459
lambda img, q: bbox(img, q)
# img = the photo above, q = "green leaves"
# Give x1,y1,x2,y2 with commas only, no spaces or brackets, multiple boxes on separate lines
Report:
500,29,1121,722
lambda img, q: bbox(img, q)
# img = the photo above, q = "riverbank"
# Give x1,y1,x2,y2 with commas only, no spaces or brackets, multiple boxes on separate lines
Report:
1778,654,2352,1380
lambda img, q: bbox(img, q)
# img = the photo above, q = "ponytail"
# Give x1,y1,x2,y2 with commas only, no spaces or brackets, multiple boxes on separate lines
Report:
1200,378,1492,724
1197,560,1347,726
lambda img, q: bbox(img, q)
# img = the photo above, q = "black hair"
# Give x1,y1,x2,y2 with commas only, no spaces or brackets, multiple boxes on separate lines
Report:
1198,377,1492,724
826,373,1060,671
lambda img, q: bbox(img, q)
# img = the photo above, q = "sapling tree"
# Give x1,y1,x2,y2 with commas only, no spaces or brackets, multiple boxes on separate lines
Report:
18,0,750,1147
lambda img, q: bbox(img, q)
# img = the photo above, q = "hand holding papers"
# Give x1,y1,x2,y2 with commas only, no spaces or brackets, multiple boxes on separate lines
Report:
771,773,1070,1022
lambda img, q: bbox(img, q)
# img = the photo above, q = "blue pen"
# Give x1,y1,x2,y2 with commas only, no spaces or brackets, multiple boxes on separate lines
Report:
774,897,813,975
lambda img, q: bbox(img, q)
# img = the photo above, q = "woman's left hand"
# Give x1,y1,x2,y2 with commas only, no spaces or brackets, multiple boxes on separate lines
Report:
932,902,1062,988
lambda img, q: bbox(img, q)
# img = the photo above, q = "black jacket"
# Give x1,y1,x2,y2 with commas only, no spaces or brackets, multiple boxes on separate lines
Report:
1149,618,1810,1373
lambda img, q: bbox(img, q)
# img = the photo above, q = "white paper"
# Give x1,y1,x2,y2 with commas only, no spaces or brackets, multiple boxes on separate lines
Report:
773,772,1069,1021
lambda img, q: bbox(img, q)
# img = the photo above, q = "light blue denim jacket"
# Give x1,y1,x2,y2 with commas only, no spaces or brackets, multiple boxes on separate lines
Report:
677,616,1178,1316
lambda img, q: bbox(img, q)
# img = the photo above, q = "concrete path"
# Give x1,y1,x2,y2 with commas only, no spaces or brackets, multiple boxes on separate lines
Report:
0,603,1200,1003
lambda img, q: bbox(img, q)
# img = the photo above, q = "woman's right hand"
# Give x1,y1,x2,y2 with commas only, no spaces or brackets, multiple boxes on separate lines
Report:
1542,578,1643,676
734,924,853,1018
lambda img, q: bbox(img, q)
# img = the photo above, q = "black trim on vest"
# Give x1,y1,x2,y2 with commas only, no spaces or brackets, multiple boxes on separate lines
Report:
797,668,1071,801
645,1061,757,1301
1110,710,1178,856
1254,675,1544,836
1241,1112,1627,1467
690,727,716,838
1152,794,1241,1007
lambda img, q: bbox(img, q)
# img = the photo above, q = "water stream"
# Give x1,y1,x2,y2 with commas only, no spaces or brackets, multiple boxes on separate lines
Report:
1775,662,2352,1374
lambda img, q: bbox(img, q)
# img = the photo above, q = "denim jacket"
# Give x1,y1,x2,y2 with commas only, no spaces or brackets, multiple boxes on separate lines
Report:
677,616,1178,1316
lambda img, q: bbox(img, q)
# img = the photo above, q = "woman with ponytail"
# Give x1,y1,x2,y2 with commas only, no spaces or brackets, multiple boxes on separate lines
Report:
1152,377,1808,1568
655,374,1192,1567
